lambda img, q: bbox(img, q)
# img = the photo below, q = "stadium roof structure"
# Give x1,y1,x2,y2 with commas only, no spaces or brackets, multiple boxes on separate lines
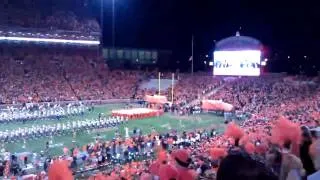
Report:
215,32,262,51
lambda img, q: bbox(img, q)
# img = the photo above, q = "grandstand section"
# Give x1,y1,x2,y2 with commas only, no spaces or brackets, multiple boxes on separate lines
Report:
0,0,100,45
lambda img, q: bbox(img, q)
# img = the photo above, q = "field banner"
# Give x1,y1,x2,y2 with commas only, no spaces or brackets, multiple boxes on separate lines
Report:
144,95,168,104
202,100,233,112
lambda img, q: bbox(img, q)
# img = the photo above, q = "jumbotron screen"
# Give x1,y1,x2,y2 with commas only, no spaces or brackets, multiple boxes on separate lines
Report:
213,50,261,76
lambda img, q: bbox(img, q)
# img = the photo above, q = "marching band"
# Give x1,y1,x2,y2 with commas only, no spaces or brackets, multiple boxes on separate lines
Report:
0,102,87,123
0,102,129,143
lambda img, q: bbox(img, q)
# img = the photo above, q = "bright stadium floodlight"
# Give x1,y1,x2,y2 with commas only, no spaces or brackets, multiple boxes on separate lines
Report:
0,36,100,45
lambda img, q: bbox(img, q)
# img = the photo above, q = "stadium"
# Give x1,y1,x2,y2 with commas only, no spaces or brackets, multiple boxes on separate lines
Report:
0,1,320,180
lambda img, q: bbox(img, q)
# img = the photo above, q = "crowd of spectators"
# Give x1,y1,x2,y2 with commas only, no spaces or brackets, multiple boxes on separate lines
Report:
0,0,100,33
212,76,320,123
170,74,222,106
0,42,320,179
0,45,142,104
1,47,228,106
3,111,319,179
0,0,100,43
1,1,320,179
69,75,318,180
60,74,318,179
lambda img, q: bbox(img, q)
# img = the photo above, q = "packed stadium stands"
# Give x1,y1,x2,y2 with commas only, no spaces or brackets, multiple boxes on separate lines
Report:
0,0,100,42
0,0,100,32
0,44,319,179
1,1,320,179
0,45,145,104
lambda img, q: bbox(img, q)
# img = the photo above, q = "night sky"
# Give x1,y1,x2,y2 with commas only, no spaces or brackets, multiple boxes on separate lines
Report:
4,0,319,74
93,0,319,74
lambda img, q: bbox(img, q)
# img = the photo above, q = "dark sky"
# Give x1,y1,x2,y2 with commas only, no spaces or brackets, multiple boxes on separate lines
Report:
94,0,320,74
5,0,320,74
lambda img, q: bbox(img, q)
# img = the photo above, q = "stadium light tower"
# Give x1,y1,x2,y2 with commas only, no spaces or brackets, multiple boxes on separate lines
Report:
112,0,115,47
100,0,103,46
100,0,116,47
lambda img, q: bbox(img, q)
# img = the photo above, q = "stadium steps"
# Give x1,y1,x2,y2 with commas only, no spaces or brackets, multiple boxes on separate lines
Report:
61,68,80,100
132,78,143,99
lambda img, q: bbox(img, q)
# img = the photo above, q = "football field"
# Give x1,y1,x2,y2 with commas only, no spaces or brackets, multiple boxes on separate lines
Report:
2,104,225,155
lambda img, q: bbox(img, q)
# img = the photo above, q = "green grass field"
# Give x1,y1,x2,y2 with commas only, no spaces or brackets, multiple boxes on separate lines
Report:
2,104,225,155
